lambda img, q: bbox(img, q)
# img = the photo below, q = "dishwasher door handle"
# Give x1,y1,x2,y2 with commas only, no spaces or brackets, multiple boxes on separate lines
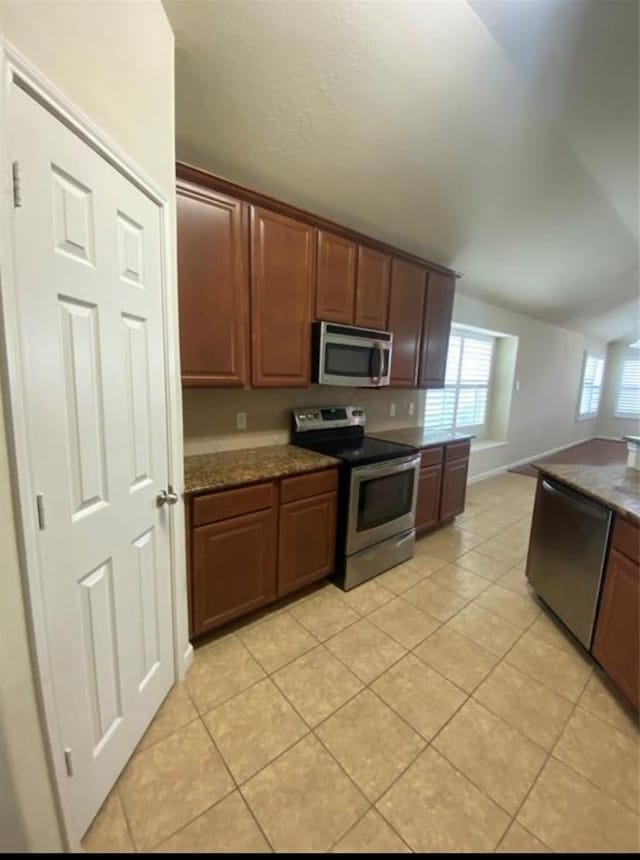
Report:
541,479,610,521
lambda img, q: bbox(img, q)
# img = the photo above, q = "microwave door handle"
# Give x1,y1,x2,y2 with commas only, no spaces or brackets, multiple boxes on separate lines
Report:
371,341,382,385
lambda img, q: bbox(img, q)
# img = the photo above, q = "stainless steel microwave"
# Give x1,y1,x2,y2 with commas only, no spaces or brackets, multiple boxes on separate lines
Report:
313,321,393,387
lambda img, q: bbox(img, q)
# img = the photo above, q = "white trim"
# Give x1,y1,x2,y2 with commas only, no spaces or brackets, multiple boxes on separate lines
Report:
0,39,189,848
575,350,605,422
467,437,594,484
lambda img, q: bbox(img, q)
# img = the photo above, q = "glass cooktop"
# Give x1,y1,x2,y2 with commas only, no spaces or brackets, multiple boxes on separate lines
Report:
295,435,418,467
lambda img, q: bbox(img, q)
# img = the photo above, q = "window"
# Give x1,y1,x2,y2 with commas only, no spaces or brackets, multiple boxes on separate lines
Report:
424,328,495,432
615,357,640,418
577,353,605,420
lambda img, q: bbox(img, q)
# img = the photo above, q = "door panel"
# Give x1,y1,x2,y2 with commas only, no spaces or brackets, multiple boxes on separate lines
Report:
315,230,357,324
388,259,426,386
593,548,639,709
251,207,315,387
416,465,442,533
440,458,469,520
419,271,455,388
278,492,337,595
176,185,249,386
192,508,277,634
78,560,122,750
355,246,391,329
10,84,174,838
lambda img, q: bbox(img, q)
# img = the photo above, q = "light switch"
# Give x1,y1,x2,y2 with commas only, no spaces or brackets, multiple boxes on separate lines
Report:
236,412,247,430
408,402,415,416
389,402,396,417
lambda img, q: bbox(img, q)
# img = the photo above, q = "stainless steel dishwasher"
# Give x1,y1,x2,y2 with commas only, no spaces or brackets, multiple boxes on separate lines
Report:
526,477,613,649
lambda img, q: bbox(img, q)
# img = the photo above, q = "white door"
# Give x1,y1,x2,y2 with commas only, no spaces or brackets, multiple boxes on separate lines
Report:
8,83,174,838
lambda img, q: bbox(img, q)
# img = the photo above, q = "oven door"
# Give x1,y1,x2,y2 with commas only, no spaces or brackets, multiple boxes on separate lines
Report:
347,454,420,555
317,323,392,387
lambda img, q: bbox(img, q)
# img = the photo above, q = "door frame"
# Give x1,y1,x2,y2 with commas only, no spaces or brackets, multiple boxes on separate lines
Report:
0,41,192,849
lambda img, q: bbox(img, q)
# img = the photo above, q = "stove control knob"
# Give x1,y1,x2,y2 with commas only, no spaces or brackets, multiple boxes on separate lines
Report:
307,413,314,420
314,412,320,419
299,414,306,421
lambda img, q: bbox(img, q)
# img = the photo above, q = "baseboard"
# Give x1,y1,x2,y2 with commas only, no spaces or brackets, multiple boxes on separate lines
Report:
467,436,595,484
181,642,194,679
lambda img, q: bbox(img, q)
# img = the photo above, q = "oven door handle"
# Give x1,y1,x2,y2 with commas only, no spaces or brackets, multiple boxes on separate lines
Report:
353,454,421,479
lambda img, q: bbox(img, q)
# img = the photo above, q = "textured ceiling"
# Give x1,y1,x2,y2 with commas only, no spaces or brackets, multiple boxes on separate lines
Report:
163,0,639,343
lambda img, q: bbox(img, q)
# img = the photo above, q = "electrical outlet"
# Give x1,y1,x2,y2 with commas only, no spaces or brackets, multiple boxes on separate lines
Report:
236,412,247,430
515,380,520,391
408,402,415,416
389,402,396,417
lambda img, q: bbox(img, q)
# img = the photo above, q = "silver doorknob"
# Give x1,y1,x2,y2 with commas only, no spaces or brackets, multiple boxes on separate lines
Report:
157,488,179,507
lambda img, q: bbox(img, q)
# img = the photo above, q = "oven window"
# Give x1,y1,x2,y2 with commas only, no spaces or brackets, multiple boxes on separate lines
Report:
357,469,415,532
325,343,390,378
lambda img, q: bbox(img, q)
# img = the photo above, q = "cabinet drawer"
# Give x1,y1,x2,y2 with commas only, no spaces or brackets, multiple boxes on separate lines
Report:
445,441,470,462
192,481,274,527
281,469,338,504
420,446,444,467
611,516,640,565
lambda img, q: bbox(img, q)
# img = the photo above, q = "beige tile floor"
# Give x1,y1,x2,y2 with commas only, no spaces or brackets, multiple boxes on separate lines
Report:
82,472,640,853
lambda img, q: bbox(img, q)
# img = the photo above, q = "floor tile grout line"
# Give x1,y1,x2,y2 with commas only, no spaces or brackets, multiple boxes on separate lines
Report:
145,780,237,852
111,783,138,853
312,719,423,853
499,673,593,853
325,802,413,854
546,684,640,816
192,713,282,853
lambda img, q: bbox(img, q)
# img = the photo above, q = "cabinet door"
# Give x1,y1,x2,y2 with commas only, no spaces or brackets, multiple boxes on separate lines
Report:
593,548,639,709
419,271,455,388
315,230,356,324
192,508,276,635
177,183,249,387
416,464,442,533
440,458,469,520
278,491,337,595
355,246,391,329
388,259,426,386
251,207,315,387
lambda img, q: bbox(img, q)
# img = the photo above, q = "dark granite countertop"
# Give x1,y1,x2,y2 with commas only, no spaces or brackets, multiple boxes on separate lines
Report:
537,463,640,524
369,426,474,448
184,445,340,496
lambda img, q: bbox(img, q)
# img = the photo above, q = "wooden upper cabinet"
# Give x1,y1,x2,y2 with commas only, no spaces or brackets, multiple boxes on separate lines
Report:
355,246,391,329
250,207,316,387
388,259,426,387
419,271,455,388
315,231,357,324
176,183,249,387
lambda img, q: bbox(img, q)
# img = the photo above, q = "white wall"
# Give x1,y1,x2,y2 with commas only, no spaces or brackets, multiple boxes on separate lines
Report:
596,341,640,439
0,0,175,850
451,293,607,479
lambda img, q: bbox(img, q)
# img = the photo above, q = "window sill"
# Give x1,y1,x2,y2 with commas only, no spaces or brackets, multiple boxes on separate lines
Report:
470,439,509,453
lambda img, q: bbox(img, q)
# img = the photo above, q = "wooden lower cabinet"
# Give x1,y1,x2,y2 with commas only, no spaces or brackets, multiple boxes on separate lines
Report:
414,442,469,533
415,464,442,533
440,457,469,521
593,546,639,709
278,491,337,595
192,506,276,636
188,468,338,637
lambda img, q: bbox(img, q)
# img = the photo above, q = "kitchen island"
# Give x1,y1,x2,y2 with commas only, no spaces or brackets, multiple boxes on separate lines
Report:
527,462,639,709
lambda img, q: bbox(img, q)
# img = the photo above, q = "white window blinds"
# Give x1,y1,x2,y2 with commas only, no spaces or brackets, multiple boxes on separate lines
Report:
615,357,640,418
424,329,495,432
578,353,604,419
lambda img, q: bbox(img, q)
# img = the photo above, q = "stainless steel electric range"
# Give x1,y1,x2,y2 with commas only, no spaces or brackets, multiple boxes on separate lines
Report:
291,406,420,590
